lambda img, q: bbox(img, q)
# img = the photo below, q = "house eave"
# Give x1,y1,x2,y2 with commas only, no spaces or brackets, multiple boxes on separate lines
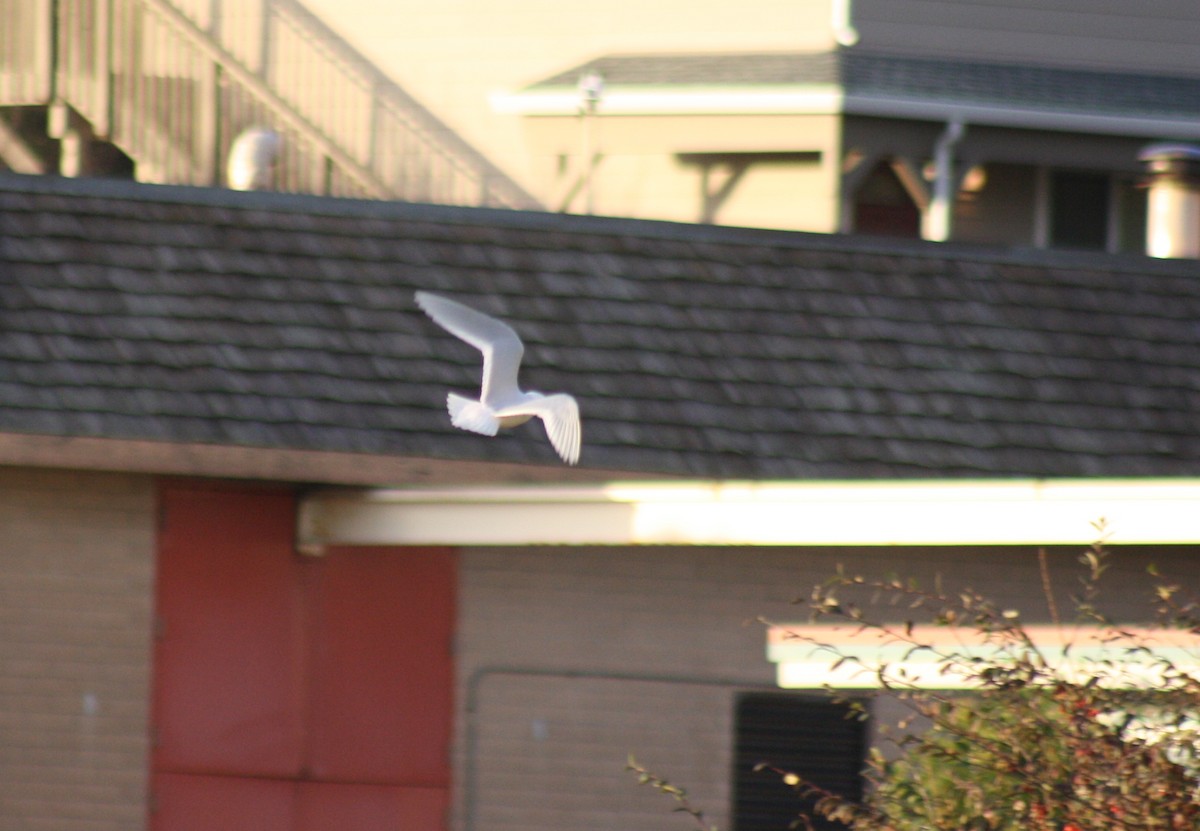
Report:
297,478,1200,551
493,86,1200,139
844,93,1200,140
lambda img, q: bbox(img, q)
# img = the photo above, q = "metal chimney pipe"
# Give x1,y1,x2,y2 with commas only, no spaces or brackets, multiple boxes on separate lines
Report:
1139,143,1200,259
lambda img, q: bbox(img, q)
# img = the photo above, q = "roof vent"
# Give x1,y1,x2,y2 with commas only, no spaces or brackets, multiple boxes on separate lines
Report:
227,127,282,191
1139,143,1200,259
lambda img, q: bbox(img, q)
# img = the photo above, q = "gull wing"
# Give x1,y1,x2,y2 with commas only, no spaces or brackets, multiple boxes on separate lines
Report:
498,394,582,465
416,291,524,405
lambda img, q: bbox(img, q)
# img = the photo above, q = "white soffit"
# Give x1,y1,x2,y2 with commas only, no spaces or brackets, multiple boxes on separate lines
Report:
296,478,1200,551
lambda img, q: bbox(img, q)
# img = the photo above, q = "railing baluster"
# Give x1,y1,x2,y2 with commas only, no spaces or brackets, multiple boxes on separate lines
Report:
258,0,271,80
8,0,537,207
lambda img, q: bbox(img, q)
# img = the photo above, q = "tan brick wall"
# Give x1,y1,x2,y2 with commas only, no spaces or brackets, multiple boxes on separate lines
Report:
455,544,1196,831
0,468,155,831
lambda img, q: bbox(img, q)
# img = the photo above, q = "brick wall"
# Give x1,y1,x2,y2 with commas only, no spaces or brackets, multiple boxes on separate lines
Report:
0,468,155,830
455,544,1196,831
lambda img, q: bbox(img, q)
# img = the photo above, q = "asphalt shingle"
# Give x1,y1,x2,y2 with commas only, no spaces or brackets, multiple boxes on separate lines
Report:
1,174,1198,478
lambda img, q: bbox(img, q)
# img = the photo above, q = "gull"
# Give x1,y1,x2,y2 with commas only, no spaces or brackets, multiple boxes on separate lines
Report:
415,291,582,465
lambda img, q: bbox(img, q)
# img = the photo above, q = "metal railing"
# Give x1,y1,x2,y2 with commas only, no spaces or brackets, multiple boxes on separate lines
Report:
0,0,54,104
0,0,540,208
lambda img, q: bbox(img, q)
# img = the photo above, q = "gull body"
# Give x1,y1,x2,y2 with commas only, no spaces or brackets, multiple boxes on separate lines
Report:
415,291,582,465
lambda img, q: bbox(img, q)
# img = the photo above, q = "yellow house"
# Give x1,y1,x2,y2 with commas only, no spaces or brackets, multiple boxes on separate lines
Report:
496,48,1200,248
6,0,1200,250
299,0,1200,247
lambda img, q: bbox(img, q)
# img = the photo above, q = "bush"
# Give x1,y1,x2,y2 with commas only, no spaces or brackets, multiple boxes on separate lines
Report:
634,534,1200,831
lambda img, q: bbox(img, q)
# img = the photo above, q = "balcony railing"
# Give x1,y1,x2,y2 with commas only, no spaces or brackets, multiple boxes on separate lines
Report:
0,0,540,208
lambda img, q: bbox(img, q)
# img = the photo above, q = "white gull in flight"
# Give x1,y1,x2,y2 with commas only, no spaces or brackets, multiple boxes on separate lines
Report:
415,291,582,465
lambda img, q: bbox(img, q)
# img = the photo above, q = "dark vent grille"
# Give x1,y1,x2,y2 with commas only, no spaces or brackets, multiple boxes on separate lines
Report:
733,693,866,831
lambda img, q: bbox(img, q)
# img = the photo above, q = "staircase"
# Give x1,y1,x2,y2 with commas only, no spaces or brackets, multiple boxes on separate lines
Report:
0,0,540,209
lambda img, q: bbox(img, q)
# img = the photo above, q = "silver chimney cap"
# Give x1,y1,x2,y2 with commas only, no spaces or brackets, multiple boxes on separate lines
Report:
1140,142,1200,259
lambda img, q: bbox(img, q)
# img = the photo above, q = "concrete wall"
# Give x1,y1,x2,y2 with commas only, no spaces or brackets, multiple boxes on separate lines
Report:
454,543,1196,831
0,468,155,830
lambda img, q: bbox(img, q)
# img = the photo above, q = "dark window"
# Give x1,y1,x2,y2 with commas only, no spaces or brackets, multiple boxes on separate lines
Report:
852,162,921,238
1116,178,1148,254
1050,171,1109,250
733,693,866,831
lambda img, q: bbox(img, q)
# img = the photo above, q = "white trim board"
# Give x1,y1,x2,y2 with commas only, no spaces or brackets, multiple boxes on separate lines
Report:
768,623,1200,689
492,86,1200,139
296,478,1200,551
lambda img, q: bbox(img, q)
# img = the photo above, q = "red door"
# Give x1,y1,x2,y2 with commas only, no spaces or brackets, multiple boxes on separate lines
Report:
152,483,455,830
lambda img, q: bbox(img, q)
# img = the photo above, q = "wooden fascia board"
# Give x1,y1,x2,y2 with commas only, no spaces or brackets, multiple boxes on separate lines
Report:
0,431,625,488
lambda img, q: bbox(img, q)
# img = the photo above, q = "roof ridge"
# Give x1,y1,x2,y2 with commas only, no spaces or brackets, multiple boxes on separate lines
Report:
3,174,1195,279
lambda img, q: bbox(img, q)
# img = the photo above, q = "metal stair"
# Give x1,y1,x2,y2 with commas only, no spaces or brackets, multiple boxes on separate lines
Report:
0,0,540,208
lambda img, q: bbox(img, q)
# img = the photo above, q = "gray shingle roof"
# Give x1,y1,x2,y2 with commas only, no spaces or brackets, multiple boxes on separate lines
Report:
531,50,1200,122
1,174,1199,479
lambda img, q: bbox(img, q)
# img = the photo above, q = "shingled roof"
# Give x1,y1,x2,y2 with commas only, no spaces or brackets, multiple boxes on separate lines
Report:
1,173,1198,480
530,49,1200,125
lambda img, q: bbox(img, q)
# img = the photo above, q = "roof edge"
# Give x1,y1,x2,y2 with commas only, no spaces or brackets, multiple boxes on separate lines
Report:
845,93,1200,140
0,432,631,487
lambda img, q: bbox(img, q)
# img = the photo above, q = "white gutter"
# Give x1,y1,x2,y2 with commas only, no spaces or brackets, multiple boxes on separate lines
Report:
845,93,1200,140
492,86,1200,139
490,86,844,116
296,478,1200,552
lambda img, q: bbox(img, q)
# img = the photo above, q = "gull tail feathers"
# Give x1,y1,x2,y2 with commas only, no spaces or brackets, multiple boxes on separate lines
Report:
447,393,500,436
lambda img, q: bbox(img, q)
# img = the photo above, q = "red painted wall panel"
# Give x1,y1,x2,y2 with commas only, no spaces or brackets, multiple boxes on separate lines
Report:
152,773,295,831
306,547,455,785
297,782,449,831
154,485,306,777
152,484,455,831
152,774,447,831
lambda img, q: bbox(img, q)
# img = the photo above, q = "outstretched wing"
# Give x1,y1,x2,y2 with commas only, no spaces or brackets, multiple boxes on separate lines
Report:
415,291,524,406
499,394,582,465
